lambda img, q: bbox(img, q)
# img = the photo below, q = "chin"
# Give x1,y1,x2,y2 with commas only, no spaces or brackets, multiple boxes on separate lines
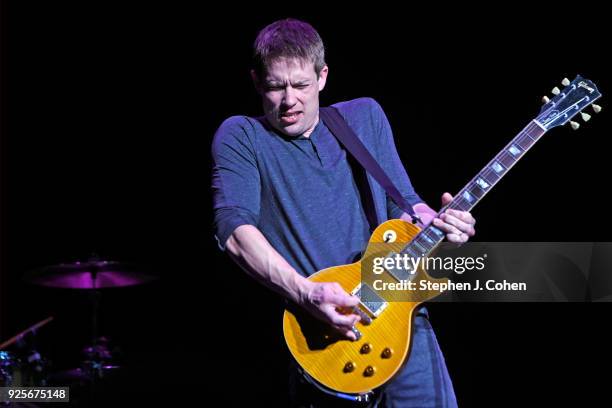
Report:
282,126,304,136
272,122,303,137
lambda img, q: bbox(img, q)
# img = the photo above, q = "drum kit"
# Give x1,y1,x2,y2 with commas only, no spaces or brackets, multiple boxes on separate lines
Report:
0,256,157,391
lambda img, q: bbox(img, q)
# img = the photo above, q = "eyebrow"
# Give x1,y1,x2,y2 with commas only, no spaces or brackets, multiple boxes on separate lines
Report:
265,79,311,86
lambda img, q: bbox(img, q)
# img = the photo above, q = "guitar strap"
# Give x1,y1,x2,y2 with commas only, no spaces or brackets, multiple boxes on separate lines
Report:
319,106,420,231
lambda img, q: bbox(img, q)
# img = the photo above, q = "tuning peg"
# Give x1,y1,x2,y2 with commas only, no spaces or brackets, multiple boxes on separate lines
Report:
542,95,550,104
592,104,602,113
561,78,570,86
580,112,592,122
569,121,580,130
551,87,561,95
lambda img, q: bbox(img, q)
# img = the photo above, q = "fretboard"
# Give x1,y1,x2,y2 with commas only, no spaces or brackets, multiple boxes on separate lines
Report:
401,120,547,259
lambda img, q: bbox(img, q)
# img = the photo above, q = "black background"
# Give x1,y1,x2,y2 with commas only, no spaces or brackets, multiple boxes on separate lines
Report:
2,3,611,406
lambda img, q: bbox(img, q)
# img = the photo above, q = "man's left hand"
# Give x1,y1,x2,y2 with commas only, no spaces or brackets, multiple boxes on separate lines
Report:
432,192,476,244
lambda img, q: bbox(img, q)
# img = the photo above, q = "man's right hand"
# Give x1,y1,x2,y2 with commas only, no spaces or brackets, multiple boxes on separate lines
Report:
224,226,362,340
299,281,361,340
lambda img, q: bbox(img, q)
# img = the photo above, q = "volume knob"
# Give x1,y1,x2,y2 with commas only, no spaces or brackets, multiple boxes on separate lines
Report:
381,347,393,359
360,343,372,354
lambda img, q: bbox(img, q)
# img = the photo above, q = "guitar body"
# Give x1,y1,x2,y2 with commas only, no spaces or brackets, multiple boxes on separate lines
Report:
283,219,448,394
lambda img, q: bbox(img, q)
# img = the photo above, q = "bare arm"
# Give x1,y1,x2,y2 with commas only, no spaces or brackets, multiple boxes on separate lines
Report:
225,224,310,304
225,224,361,339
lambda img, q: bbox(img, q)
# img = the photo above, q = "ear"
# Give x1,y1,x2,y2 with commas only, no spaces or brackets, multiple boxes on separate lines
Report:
251,69,262,94
317,65,329,92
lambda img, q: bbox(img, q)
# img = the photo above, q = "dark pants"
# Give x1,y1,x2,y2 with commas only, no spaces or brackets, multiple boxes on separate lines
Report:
289,313,457,407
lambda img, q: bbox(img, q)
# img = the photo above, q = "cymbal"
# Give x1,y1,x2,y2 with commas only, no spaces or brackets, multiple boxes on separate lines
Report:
24,259,157,289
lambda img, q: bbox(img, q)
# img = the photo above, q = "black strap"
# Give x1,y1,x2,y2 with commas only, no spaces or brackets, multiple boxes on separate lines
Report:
319,106,420,228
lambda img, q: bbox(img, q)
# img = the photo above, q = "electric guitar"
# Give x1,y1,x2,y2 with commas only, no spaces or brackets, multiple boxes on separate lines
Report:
283,75,602,396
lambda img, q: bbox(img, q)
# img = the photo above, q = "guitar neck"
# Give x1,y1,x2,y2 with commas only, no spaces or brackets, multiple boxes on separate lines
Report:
448,120,546,213
402,120,547,258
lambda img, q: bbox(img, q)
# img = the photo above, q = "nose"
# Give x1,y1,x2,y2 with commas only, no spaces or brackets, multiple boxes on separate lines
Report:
282,86,298,107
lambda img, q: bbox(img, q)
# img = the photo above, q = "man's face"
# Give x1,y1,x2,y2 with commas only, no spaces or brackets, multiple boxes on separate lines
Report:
253,58,328,137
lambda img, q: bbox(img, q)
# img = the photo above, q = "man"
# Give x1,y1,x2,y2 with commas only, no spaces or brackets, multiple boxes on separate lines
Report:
212,18,475,407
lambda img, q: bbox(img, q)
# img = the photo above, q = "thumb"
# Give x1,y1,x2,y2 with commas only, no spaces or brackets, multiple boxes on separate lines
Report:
441,192,454,206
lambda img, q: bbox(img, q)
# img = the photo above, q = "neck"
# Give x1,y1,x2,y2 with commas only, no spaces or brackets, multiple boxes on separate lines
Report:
301,112,320,138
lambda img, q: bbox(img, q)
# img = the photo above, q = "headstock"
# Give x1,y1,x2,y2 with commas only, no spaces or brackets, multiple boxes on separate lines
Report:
536,75,602,131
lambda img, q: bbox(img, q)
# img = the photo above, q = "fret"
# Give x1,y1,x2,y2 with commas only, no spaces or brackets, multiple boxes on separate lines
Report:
488,161,506,181
420,227,444,251
523,125,542,141
479,171,498,186
508,144,522,157
420,235,435,252
446,200,459,212
516,133,535,150
423,227,444,244
406,225,447,260
474,177,491,192
411,239,427,257
413,235,432,253
419,231,435,246
480,168,500,184
428,226,445,239
402,245,420,260
403,229,442,259
462,190,476,205
458,183,482,203
523,130,536,141
522,132,537,146
498,151,517,168
515,138,530,151
491,160,505,174
453,174,496,214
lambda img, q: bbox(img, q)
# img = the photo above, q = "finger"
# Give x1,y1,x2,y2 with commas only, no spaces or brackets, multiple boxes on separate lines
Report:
440,213,475,236
446,232,469,244
341,328,357,341
433,218,462,236
446,233,461,243
441,192,454,206
445,209,476,227
434,218,472,243
324,305,360,327
326,291,360,307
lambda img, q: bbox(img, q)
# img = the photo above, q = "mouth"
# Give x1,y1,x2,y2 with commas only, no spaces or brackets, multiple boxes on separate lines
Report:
279,111,303,125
